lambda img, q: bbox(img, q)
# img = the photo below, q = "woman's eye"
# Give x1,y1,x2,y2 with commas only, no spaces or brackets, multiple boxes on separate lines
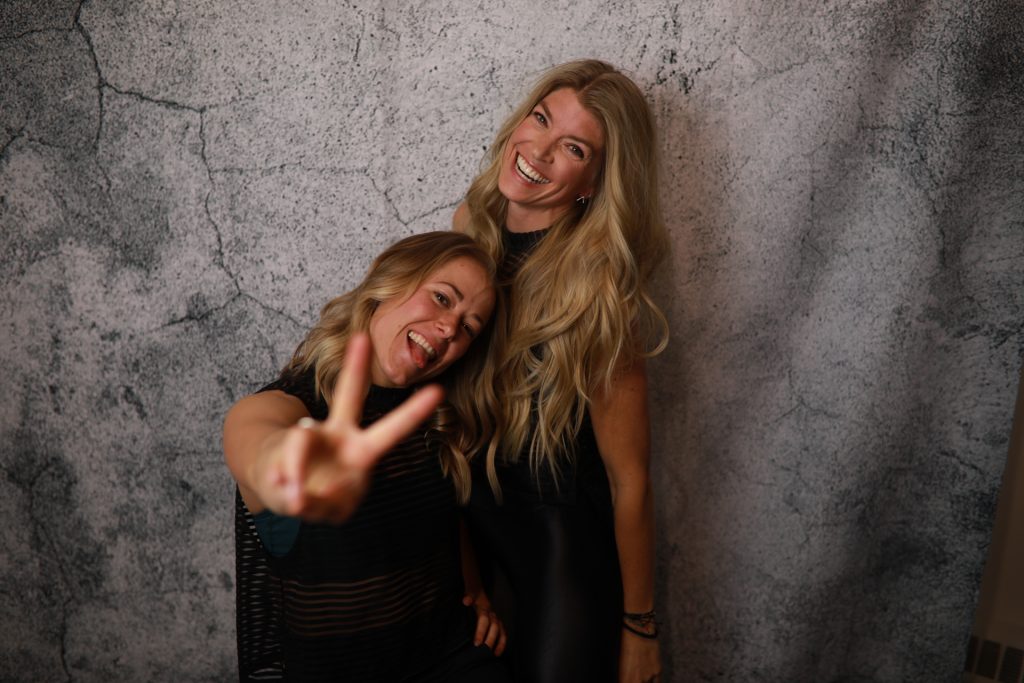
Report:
462,323,477,339
434,292,450,306
568,144,584,159
532,111,547,125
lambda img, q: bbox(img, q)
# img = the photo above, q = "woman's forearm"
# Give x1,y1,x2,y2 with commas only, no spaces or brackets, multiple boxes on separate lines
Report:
612,477,657,614
591,360,663,680
589,360,658,613
223,390,310,513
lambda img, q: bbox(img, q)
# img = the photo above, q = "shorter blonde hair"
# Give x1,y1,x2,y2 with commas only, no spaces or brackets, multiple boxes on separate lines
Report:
285,231,498,503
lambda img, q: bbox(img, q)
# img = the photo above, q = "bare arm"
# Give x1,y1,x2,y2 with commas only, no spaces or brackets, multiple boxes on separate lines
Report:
223,388,311,515
590,359,661,682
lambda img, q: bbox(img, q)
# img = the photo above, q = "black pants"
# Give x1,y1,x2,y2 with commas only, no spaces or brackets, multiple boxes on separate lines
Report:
408,640,512,683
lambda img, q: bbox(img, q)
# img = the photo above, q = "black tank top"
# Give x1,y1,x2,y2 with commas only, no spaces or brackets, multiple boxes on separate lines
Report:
479,227,613,507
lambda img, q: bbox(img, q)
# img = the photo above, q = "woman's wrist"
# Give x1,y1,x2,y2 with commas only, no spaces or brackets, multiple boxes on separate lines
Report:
248,429,292,504
622,608,659,639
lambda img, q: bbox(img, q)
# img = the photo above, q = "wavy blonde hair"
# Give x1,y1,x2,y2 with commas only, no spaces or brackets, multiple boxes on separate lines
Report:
461,59,670,495
284,231,498,503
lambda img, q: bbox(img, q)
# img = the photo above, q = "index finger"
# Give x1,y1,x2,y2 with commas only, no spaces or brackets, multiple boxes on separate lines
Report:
473,608,490,646
326,332,372,429
347,385,444,468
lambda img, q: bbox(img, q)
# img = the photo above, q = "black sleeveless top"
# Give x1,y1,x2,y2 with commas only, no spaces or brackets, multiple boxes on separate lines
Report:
478,227,614,508
465,227,622,683
235,369,472,681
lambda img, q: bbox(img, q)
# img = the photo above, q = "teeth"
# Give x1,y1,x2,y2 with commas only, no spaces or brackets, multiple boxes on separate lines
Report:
516,154,550,184
407,330,437,360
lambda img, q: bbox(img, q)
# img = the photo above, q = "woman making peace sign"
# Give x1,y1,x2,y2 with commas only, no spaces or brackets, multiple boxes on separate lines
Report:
223,232,508,682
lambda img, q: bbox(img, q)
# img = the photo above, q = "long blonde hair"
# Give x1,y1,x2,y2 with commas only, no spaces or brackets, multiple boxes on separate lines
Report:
461,59,669,494
284,231,498,503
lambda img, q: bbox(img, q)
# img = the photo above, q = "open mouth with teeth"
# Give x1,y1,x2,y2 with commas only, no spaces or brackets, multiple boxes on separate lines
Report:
407,330,438,369
515,153,550,184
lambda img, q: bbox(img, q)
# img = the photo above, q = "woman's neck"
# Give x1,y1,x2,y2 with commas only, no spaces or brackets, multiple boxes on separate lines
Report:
505,203,568,233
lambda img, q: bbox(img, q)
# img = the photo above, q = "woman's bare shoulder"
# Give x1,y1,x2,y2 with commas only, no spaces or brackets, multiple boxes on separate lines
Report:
452,201,470,232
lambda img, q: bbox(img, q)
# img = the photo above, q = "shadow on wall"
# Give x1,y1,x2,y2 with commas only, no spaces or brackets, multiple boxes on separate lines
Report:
762,3,1024,680
647,1,1024,681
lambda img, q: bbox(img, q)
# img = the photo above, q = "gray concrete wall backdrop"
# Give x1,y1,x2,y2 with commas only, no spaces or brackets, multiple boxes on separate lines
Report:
2,1,1022,681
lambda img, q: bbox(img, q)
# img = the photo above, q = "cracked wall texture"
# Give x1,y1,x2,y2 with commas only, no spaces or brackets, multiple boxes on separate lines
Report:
1,1,1022,681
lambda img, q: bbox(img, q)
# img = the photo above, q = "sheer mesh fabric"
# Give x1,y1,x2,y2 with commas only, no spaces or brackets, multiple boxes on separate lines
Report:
236,490,285,680
235,373,470,682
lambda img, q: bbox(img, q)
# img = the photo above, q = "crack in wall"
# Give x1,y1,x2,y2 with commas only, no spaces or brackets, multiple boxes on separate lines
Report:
92,156,112,195
410,198,462,226
368,175,408,226
0,127,25,165
368,175,461,229
256,327,282,370
194,113,304,331
66,71,304,333
352,13,365,64
0,27,71,42
103,83,202,114
24,461,75,683
70,4,262,151
210,162,364,176
74,0,104,151
151,290,304,333
196,110,235,288
154,292,242,331
240,292,305,329
58,595,74,683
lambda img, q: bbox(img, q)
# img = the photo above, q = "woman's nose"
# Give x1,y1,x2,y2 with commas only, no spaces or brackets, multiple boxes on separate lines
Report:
530,135,555,163
436,313,457,340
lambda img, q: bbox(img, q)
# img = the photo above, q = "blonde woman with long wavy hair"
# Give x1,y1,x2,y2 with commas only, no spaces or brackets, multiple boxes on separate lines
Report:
223,232,511,682
454,60,669,683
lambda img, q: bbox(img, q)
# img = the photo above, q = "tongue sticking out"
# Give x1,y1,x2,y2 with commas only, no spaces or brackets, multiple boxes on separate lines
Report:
408,336,431,369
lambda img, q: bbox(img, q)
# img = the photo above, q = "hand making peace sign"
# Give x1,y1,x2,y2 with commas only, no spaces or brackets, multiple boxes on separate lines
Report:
227,333,444,524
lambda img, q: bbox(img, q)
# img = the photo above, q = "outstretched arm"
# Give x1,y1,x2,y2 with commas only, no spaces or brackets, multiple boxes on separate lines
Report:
590,359,661,683
223,333,444,523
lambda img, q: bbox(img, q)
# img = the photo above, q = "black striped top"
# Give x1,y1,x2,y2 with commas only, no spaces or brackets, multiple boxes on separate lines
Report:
234,369,471,681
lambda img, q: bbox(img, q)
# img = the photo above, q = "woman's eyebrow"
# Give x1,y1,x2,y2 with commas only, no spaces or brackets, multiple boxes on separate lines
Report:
540,100,553,123
541,101,597,150
438,281,464,301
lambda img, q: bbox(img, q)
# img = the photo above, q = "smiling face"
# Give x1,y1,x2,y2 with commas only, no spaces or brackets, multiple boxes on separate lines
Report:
497,87,605,232
367,256,495,388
